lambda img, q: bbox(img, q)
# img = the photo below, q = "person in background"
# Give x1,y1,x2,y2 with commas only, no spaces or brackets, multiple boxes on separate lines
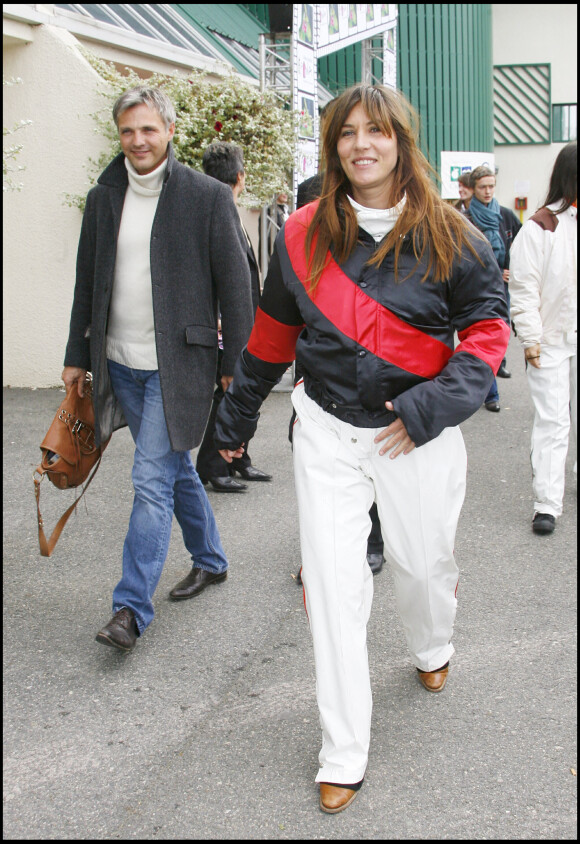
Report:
296,171,323,209
62,87,254,651
214,84,509,813
454,171,473,214
509,141,577,535
190,141,272,495
467,165,521,410
258,191,290,274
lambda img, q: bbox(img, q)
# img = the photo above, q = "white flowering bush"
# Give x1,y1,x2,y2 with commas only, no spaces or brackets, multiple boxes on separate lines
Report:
3,77,32,192
65,52,296,211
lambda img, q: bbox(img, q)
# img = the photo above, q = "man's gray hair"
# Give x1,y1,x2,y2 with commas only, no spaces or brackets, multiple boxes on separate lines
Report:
113,86,176,129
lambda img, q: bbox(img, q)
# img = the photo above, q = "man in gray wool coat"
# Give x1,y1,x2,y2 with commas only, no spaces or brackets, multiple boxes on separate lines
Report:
62,86,254,652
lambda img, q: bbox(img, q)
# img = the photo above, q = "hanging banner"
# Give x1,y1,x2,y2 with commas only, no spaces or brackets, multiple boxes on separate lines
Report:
317,4,397,57
293,5,318,189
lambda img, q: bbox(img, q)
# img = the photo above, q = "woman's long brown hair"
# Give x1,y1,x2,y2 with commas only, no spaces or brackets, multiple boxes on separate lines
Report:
305,84,484,293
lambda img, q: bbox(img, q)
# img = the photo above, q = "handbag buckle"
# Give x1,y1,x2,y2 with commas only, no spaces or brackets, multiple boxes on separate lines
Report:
72,418,96,451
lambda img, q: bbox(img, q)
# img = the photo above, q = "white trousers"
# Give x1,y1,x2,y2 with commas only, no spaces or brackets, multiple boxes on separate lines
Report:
526,340,577,518
291,384,467,784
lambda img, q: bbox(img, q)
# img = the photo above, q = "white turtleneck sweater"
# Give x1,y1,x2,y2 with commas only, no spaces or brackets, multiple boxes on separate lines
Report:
347,193,407,242
106,157,167,369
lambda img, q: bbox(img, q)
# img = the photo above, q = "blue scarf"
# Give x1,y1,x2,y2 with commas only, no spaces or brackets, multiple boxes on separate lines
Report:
469,197,505,267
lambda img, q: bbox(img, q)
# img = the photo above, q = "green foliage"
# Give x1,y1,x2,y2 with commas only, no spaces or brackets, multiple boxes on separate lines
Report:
64,51,296,211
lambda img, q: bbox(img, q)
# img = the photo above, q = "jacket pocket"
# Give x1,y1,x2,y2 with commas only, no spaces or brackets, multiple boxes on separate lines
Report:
185,325,218,347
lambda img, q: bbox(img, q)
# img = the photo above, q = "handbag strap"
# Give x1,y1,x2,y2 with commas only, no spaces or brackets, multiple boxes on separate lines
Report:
34,455,102,557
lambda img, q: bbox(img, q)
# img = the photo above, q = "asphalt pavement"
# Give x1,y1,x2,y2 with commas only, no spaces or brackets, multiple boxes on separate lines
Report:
3,336,577,840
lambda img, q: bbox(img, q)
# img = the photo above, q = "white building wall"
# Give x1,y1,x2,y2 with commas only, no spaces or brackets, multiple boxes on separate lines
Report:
492,4,577,222
3,23,111,388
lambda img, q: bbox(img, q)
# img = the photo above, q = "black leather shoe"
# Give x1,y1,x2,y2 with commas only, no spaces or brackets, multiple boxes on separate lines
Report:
532,512,556,534
367,553,384,574
96,608,138,652
484,401,500,412
497,364,511,378
201,475,247,492
235,465,272,482
169,567,227,600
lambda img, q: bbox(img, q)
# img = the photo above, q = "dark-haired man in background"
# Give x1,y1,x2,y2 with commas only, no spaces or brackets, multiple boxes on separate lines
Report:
190,142,272,493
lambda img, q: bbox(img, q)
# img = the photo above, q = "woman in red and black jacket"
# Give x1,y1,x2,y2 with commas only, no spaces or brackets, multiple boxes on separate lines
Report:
215,84,509,813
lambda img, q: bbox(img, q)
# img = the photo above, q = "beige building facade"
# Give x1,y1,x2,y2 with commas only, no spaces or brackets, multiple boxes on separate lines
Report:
4,21,108,388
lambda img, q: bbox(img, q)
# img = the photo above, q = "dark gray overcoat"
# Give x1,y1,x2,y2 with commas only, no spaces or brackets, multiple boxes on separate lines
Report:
64,144,254,451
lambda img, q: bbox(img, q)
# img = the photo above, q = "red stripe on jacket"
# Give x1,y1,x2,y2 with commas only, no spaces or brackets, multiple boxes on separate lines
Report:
455,318,511,373
247,307,303,363
284,214,452,379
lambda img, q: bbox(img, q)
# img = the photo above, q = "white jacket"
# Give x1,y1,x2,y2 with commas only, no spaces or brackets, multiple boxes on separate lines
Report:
509,203,577,348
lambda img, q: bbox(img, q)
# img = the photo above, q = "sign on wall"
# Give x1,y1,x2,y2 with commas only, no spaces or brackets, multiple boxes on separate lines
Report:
440,150,495,199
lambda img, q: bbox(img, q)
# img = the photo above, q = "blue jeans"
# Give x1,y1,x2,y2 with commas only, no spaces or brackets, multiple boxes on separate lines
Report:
485,376,500,404
485,282,510,404
108,361,228,633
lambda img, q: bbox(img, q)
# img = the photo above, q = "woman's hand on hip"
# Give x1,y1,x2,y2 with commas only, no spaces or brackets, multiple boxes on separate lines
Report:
374,402,416,458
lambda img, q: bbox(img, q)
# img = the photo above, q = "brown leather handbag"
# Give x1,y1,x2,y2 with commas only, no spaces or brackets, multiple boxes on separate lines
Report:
33,376,109,556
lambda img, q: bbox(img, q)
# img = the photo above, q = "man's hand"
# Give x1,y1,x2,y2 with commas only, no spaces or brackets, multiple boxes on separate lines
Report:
220,374,233,392
374,401,416,458
524,342,542,369
218,445,245,463
61,366,87,397
217,373,241,460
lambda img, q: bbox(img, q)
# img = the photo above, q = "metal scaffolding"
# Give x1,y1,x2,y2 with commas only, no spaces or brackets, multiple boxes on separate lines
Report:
258,32,294,275
361,36,385,86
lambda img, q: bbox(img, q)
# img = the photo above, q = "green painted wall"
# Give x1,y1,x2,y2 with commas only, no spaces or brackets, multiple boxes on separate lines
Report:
397,5,494,166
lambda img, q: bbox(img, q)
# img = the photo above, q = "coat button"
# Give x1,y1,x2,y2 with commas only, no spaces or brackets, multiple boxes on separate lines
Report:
359,350,366,357
331,403,337,409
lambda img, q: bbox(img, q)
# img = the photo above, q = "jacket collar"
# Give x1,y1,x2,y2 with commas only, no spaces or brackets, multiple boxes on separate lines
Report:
356,222,412,250
97,142,175,187
547,201,577,219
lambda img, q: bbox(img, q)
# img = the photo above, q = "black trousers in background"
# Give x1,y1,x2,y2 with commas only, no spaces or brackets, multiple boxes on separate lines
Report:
367,502,384,556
